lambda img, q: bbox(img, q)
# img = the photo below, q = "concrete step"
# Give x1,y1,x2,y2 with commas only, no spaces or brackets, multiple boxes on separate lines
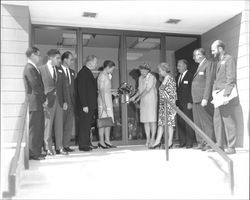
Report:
14,146,249,199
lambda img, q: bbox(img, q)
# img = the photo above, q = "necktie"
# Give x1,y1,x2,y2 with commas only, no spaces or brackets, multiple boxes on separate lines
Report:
178,73,182,86
52,66,56,82
66,68,71,85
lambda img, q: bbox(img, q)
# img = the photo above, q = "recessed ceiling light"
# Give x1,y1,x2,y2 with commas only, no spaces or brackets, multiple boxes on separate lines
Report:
82,12,97,18
165,19,181,24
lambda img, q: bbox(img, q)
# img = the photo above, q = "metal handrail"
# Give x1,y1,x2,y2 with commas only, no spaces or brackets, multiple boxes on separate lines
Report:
163,99,234,195
2,98,29,198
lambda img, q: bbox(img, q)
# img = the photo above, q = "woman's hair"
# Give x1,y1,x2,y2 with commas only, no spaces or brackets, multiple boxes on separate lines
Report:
103,60,115,69
138,63,151,72
26,46,40,58
157,62,171,73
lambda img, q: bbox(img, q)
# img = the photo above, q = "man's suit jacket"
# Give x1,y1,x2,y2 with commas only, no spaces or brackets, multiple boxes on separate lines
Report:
76,66,97,111
213,54,237,96
39,64,67,108
23,63,46,111
176,70,193,108
191,59,213,103
60,66,75,108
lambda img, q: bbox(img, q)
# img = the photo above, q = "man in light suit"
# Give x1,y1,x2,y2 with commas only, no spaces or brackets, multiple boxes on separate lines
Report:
76,55,98,151
39,49,68,155
23,47,46,160
60,51,75,152
176,59,196,148
192,48,215,151
211,40,239,154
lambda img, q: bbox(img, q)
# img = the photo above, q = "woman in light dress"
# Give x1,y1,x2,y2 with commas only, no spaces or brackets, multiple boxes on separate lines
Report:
150,62,177,149
97,60,117,149
130,64,158,147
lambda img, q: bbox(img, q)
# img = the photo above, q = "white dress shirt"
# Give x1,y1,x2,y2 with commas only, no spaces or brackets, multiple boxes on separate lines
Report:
61,65,71,84
178,70,188,86
47,61,55,79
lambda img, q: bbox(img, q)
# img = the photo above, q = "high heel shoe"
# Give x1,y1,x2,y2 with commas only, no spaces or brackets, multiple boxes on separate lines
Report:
149,142,161,149
168,144,173,149
98,143,109,149
105,142,117,148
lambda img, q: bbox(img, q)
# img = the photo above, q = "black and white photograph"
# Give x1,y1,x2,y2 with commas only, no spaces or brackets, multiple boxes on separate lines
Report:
0,0,249,199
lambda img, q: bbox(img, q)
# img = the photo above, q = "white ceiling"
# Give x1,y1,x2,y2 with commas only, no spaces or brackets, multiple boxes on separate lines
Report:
2,0,245,34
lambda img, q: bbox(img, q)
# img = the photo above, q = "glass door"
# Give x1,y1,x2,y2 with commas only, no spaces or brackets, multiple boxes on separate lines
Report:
81,33,123,144
126,36,161,144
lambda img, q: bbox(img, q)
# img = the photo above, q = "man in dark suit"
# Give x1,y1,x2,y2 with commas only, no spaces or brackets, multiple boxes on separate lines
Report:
176,59,196,148
76,55,98,151
192,48,215,151
211,40,239,154
60,51,75,152
23,47,46,160
39,49,68,155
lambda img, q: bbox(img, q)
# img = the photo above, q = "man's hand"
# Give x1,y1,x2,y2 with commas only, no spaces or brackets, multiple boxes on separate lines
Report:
63,102,68,110
83,106,89,113
201,99,208,107
43,99,48,108
187,103,193,110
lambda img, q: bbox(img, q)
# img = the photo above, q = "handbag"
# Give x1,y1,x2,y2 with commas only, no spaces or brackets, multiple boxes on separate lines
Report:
97,110,114,128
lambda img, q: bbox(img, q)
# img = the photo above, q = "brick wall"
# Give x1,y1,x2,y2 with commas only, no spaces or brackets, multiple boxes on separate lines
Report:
201,1,249,148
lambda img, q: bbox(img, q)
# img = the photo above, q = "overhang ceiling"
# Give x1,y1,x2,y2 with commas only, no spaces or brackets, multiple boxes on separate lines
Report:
2,0,245,35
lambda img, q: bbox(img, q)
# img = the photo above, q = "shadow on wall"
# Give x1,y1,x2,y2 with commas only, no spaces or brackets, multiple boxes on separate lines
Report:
3,4,30,34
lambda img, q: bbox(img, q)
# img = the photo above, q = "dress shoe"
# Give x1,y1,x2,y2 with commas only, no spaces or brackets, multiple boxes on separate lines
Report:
202,145,211,151
79,147,92,151
29,155,45,160
193,143,204,150
64,147,74,152
168,143,173,149
105,142,117,148
46,150,55,156
186,145,193,149
56,149,69,155
225,148,236,154
177,144,186,148
149,142,161,149
98,143,109,149
89,144,98,149
207,146,224,152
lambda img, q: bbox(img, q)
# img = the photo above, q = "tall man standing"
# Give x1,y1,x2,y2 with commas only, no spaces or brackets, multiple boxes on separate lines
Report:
76,55,98,151
61,51,75,152
176,59,196,148
23,47,46,160
211,40,239,154
39,49,68,155
192,48,215,151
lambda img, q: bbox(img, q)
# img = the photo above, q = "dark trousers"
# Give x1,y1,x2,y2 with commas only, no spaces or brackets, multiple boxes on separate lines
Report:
193,103,215,144
213,98,238,148
78,109,95,148
29,110,44,157
63,107,74,148
177,104,196,146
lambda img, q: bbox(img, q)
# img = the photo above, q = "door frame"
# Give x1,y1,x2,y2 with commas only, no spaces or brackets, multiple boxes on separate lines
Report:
31,24,201,146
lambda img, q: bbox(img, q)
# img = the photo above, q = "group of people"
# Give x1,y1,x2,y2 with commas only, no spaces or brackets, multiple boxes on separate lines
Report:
24,48,117,160
130,40,239,155
23,39,239,160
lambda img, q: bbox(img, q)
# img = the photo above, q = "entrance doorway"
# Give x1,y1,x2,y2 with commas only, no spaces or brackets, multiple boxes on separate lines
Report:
32,25,200,146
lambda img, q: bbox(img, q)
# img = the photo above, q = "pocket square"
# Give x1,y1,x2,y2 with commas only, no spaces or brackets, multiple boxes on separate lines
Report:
58,70,63,73
184,81,188,84
199,71,204,75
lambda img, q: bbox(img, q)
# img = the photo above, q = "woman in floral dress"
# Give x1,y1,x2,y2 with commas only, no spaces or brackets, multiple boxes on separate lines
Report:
150,62,177,149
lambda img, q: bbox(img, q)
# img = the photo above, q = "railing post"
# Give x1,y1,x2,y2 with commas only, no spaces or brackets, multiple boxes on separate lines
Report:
164,100,169,161
228,160,234,195
24,110,29,170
